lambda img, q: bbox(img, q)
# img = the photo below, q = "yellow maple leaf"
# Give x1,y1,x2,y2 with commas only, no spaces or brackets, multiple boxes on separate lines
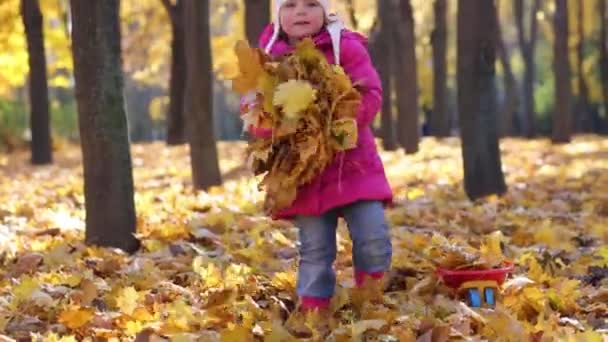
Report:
480,309,528,342
519,253,553,284
480,231,505,268
132,307,155,322
273,80,317,119
331,118,358,150
12,275,40,305
124,320,145,335
521,286,547,315
192,257,223,288
294,38,325,64
547,278,581,314
270,271,296,290
163,300,196,334
115,286,140,316
595,246,608,266
258,72,279,114
224,263,252,289
533,219,575,252
58,307,95,329
232,40,265,94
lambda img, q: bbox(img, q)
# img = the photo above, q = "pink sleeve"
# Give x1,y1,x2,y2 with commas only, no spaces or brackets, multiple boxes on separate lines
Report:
340,38,383,128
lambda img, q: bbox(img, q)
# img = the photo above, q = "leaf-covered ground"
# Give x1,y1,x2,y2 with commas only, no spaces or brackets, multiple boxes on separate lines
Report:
0,136,607,341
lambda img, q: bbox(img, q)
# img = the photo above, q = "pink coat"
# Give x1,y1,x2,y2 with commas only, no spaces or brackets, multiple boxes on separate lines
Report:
246,24,393,220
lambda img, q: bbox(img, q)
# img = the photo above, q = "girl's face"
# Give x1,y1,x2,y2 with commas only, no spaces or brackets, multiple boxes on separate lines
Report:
279,0,325,41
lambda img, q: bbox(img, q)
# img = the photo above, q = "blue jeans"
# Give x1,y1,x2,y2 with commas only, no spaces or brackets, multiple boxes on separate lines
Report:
294,200,392,298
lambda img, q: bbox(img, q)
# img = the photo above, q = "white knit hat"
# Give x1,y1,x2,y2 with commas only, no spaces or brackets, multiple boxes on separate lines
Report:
265,0,343,64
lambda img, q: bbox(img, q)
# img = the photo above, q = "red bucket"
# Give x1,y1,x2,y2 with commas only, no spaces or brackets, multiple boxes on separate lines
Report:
436,261,514,289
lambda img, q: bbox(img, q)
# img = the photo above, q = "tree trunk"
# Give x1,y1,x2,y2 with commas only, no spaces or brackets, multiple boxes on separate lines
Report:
245,0,270,47
514,0,540,137
374,1,398,151
457,0,507,200
162,0,187,145
183,0,222,189
70,0,139,253
21,0,52,165
600,0,608,122
496,0,517,137
576,0,591,132
431,0,450,137
395,0,419,154
552,0,572,143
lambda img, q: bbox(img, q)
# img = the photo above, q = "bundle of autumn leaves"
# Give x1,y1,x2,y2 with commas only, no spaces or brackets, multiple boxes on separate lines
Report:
232,38,361,213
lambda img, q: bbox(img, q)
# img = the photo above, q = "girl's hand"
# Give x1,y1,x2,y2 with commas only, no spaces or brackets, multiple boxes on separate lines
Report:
240,91,273,139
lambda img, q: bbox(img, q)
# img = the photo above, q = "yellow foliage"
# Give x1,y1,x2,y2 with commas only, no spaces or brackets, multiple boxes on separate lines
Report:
115,286,140,316
273,80,317,119
58,307,95,329
11,276,40,306
193,257,223,288
0,136,608,339
233,38,361,213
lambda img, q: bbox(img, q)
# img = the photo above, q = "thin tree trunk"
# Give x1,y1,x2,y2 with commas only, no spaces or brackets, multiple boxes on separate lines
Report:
457,0,507,200
21,0,52,164
162,0,187,145
514,0,540,137
600,0,608,123
368,24,382,138
431,0,449,137
576,0,590,132
395,0,419,154
376,0,398,151
245,0,270,47
70,0,139,253
183,0,222,189
552,0,572,143
496,0,517,137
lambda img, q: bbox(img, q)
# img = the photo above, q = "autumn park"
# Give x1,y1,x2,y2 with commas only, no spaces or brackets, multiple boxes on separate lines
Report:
0,0,607,340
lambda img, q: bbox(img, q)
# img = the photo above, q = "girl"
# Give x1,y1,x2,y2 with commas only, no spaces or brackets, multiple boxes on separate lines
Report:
242,0,393,312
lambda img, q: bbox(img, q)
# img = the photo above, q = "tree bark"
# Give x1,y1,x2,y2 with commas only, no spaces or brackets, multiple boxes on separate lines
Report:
161,0,187,145
183,0,222,189
576,0,591,132
374,0,398,151
395,0,419,153
457,0,507,200
600,0,608,123
430,0,449,137
21,0,52,165
245,0,270,47
514,0,540,137
70,0,139,253
552,0,572,143
496,0,517,137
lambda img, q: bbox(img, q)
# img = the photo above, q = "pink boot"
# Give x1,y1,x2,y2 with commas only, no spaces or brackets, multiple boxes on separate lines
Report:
354,270,384,287
300,296,331,311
